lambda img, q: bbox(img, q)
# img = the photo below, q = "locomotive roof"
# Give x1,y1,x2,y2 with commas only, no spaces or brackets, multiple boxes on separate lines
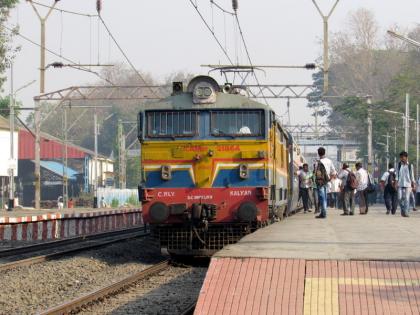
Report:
140,92,269,111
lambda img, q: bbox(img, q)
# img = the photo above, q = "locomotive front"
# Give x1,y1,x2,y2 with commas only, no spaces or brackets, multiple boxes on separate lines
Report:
138,76,272,255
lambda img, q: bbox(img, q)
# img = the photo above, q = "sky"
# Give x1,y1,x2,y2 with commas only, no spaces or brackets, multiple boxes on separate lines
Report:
2,0,420,126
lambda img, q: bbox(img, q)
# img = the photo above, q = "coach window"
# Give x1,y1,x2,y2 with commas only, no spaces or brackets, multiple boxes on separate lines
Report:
210,110,264,137
146,111,198,138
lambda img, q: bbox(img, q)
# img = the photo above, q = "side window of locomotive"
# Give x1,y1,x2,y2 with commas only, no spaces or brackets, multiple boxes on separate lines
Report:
210,110,264,136
146,111,198,138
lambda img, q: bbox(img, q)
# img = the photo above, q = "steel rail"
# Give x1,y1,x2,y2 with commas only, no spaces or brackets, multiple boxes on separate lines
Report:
179,301,197,315
0,229,149,272
39,260,170,315
0,226,147,258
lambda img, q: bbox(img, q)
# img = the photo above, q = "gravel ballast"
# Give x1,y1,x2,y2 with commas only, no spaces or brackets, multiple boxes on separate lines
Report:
77,266,207,315
0,237,162,315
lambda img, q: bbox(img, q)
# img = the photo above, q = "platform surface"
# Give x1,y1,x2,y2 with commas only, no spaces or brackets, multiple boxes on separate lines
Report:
216,206,420,261
197,206,420,315
195,258,420,315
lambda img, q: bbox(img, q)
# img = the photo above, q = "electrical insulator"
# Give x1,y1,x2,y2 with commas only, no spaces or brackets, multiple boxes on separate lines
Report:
232,0,238,11
96,0,102,13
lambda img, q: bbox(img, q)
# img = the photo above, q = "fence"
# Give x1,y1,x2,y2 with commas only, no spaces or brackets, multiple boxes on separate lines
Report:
97,187,139,207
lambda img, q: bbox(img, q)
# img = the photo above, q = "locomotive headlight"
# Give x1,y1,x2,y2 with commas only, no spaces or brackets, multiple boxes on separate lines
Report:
194,87,203,97
239,164,249,179
204,87,212,97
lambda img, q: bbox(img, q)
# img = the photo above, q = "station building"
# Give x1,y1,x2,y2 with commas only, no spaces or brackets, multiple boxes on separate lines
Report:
0,115,114,207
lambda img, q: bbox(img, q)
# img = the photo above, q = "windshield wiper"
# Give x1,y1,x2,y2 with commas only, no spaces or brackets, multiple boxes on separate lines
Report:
216,130,236,139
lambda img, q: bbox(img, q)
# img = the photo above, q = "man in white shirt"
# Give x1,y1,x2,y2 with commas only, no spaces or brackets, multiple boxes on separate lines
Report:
298,163,313,213
314,147,337,219
355,162,369,214
396,151,416,217
328,174,341,209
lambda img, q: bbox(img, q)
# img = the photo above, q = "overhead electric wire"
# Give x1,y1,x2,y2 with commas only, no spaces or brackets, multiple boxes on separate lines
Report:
31,1,98,18
188,0,235,65
210,0,234,15
97,15,159,98
234,12,269,106
3,24,115,86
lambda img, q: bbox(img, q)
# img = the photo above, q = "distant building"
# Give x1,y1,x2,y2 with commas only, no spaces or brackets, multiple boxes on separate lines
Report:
17,129,114,207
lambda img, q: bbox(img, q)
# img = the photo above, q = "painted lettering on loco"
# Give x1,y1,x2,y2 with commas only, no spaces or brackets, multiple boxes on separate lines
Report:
229,190,252,197
187,195,213,200
157,192,175,198
217,145,240,151
183,146,209,152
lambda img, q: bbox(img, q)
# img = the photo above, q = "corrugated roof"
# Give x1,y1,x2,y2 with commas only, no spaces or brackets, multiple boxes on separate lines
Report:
40,161,79,180
19,130,114,161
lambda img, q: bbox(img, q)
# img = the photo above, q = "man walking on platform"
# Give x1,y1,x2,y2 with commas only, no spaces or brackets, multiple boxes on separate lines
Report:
380,163,398,215
397,151,416,217
314,147,336,219
355,162,369,214
298,163,313,213
338,163,356,215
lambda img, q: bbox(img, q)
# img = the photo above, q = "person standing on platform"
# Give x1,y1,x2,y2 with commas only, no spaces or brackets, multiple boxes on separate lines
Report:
380,163,398,215
311,162,319,213
338,163,356,215
355,162,369,214
314,147,336,219
57,196,64,210
416,176,420,207
396,151,416,217
298,163,313,213
329,174,341,209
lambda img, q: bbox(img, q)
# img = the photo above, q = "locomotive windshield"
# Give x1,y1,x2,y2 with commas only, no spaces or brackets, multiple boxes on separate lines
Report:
146,111,198,138
143,109,265,139
211,110,264,137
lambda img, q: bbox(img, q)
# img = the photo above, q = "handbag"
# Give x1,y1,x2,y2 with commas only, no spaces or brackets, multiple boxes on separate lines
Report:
366,173,376,194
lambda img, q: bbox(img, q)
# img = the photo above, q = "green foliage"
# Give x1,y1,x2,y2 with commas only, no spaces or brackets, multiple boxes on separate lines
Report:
111,198,119,208
0,0,20,90
126,194,139,206
0,95,21,117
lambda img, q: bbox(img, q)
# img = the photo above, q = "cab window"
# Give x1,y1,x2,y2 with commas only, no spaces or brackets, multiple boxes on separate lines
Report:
146,111,198,138
210,110,264,137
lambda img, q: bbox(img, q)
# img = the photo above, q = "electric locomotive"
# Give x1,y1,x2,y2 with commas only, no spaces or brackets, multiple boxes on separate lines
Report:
137,76,304,256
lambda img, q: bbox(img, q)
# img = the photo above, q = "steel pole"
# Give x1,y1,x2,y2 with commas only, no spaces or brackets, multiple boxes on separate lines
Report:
311,0,339,94
386,132,389,169
8,63,15,211
417,104,419,178
93,111,98,208
394,125,397,167
405,93,410,152
62,107,68,208
367,96,373,172
29,0,58,210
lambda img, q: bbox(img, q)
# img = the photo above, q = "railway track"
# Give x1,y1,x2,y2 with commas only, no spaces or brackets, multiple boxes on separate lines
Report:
0,226,149,272
39,260,171,315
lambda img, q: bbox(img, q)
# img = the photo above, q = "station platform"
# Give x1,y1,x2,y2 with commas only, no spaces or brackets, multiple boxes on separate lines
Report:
195,206,420,314
0,207,142,242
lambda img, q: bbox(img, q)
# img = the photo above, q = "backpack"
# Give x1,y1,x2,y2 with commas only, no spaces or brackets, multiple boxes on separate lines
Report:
386,171,397,193
315,161,329,186
346,171,358,190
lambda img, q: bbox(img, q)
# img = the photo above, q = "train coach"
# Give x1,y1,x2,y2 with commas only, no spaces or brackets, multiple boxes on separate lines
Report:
137,75,304,256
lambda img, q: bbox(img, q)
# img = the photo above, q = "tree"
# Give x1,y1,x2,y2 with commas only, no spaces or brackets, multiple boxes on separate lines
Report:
0,95,21,117
0,0,19,90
